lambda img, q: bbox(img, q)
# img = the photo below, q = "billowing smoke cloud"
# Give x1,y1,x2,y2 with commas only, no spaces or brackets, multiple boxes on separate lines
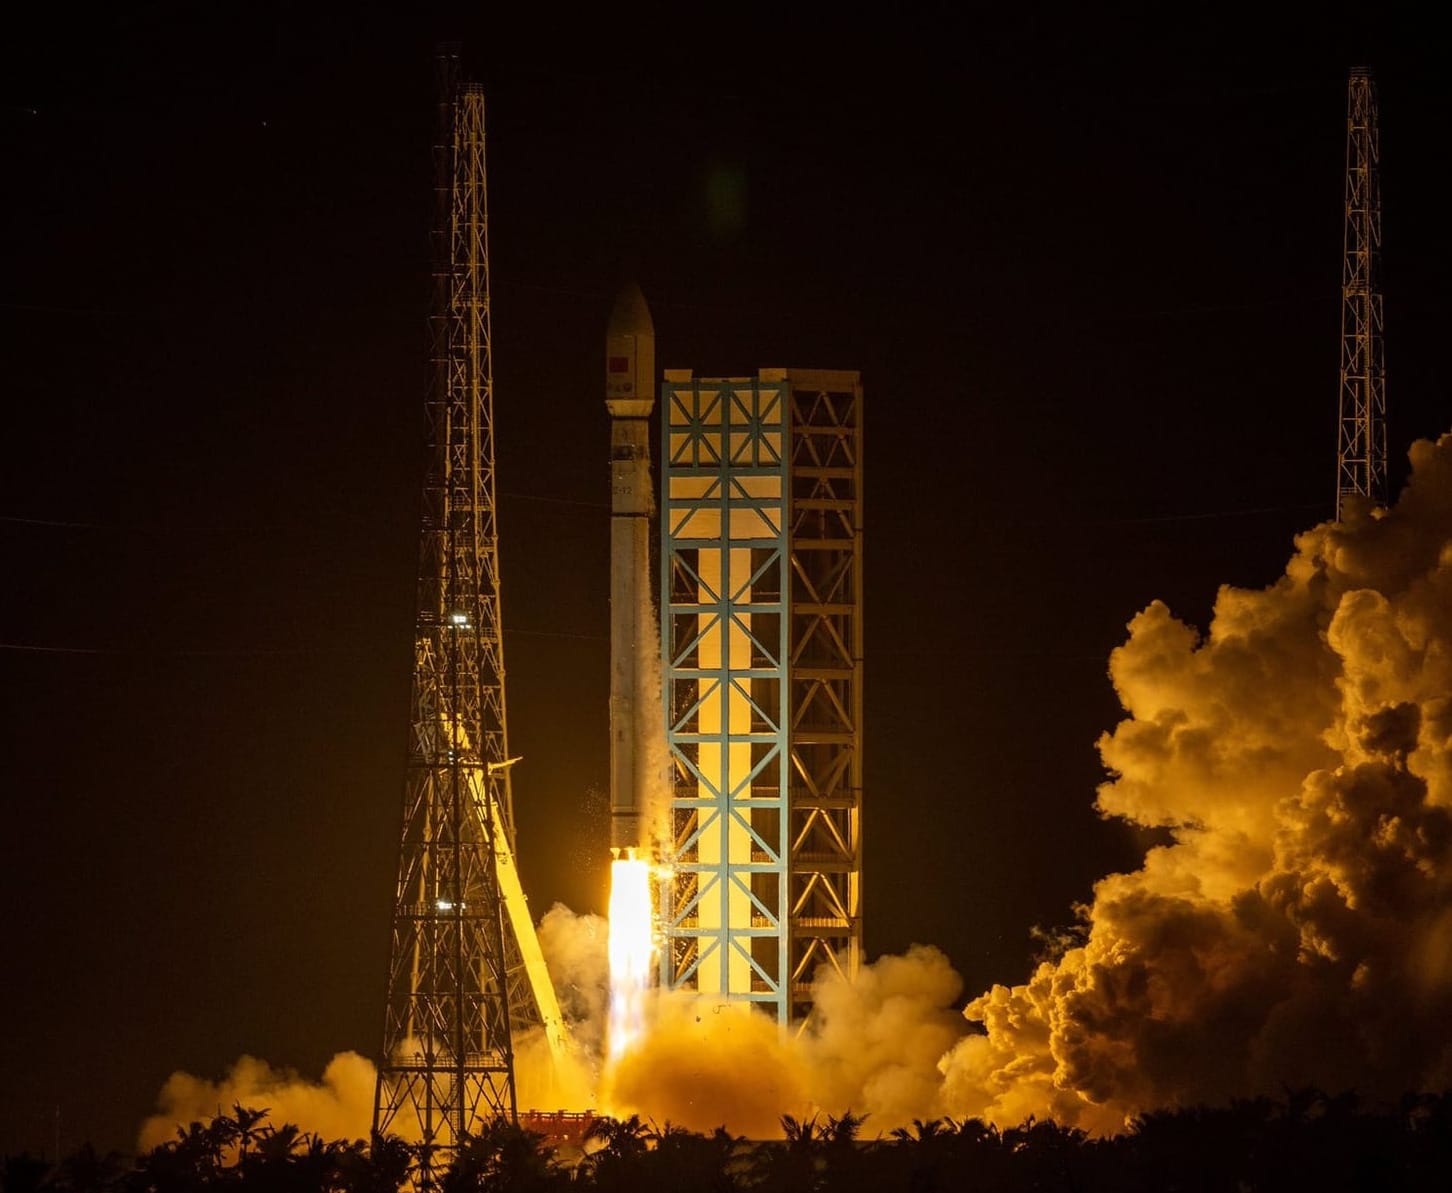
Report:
137,1052,375,1151
135,907,608,1148
538,903,609,1055
525,902,610,1109
804,945,967,1125
600,946,967,1135
604,991,809,1136
939,433,1452,1130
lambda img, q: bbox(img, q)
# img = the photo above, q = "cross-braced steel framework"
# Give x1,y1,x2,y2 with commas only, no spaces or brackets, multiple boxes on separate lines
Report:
784,371,863,1020
1337,66,1386,519
660,368,863,1024
374,53,558,1175
660,373,792,1019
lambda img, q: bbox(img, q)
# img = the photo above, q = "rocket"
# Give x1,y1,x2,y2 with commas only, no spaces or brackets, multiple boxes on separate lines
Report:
606,283,656,852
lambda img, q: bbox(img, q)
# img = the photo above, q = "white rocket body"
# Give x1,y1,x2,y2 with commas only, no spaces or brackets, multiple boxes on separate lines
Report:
606,284,656,852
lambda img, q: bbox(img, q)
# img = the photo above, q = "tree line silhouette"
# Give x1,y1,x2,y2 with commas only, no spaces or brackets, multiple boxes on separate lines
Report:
4,1089,1451,1192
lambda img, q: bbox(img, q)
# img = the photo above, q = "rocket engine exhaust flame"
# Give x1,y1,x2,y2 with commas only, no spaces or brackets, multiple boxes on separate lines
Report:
607,850,654,1062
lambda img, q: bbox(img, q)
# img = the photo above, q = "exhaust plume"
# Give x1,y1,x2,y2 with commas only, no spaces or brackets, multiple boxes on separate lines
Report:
604,992,809,1137
940,433,1452,1129
137,1053,374,1151
538,902,610,1055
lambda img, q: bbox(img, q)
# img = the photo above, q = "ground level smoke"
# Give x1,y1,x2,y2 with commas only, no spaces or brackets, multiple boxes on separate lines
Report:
137,1054,375,1151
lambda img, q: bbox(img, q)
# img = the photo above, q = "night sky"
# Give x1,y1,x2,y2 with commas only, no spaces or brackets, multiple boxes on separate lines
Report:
3,4,1448,1158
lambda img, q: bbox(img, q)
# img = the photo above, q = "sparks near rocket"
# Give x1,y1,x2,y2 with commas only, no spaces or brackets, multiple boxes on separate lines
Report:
606,283,656,852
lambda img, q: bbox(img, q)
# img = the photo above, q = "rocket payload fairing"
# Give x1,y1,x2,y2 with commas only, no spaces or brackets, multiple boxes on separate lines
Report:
606,283,656,852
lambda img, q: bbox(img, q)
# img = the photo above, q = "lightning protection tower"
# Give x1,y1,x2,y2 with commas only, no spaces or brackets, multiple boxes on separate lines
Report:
374,49,564,1179
1336,65,1387,519
658,368,863,1024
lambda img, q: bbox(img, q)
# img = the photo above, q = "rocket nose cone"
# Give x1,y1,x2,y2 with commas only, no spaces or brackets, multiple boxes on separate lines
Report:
608,282,654,338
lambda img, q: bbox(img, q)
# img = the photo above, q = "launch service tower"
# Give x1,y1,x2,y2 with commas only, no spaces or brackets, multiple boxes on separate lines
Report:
657,367,864,1023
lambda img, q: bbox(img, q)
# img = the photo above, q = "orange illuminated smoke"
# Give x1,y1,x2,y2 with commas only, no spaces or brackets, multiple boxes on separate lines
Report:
607,851,653,1062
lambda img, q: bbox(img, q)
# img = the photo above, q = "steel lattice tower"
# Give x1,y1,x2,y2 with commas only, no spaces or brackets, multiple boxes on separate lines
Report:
1336,66,1386,519
783,374,864,1019
374,50,559,1176
659,368,863,1023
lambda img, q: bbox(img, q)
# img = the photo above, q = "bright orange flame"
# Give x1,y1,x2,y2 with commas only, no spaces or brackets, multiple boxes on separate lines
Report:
607,852,653,1062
